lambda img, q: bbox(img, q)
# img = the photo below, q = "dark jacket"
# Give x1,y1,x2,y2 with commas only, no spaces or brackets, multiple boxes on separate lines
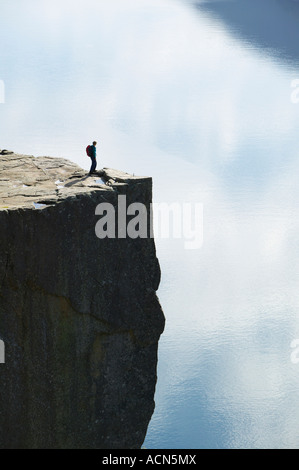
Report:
90,145,96,159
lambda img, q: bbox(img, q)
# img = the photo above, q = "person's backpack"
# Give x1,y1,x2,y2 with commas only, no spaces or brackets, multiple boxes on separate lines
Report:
86,145,92,157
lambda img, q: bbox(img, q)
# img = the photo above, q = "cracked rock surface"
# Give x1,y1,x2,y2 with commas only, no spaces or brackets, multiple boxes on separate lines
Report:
0,153,165,449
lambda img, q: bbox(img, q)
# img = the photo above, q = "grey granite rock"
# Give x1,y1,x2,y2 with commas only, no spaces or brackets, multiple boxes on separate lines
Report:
0,153,165,449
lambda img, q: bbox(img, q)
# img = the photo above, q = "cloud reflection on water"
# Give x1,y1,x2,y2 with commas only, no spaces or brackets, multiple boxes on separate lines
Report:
1,0,299,449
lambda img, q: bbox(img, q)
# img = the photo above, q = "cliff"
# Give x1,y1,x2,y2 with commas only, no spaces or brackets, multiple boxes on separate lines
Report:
0,153,165,449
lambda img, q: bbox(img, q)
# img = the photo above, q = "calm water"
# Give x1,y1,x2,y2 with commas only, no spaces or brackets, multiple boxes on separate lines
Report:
2,0,299,449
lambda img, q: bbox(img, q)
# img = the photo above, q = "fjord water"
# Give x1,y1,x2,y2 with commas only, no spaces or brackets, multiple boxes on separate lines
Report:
2,0,299,449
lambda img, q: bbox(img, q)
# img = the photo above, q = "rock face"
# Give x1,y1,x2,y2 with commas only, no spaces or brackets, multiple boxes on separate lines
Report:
0,153,165,449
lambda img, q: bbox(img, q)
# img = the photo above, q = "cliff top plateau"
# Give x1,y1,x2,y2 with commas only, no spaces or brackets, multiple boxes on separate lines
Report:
0,152,149,210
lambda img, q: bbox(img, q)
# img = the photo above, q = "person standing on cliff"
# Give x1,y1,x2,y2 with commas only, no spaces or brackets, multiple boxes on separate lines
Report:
88,141,97,175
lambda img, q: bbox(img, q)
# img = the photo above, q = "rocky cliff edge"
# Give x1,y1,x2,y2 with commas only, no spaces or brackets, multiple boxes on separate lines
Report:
0,153,165,449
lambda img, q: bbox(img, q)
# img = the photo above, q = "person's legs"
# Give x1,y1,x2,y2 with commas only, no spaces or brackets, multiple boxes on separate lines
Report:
89,156,97,174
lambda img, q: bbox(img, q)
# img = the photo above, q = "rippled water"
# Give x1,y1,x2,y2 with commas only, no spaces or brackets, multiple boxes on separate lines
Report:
2,0,299,449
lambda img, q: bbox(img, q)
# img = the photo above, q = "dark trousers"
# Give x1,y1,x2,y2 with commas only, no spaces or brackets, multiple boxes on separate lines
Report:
89,156,97,174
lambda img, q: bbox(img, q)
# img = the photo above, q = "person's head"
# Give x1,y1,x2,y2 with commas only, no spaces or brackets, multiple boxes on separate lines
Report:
93,141,97,146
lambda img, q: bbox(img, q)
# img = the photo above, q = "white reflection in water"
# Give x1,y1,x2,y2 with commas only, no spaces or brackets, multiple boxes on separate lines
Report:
1,0,299,449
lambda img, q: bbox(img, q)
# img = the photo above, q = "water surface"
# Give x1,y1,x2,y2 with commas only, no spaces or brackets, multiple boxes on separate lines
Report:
1,0,299,449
